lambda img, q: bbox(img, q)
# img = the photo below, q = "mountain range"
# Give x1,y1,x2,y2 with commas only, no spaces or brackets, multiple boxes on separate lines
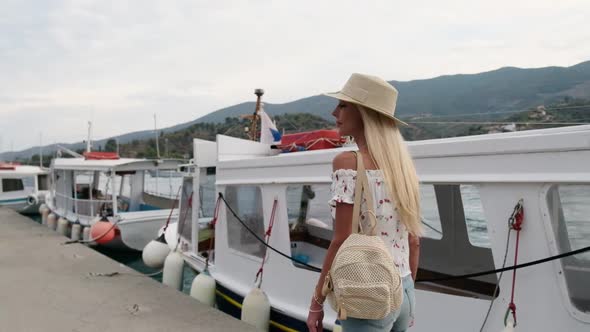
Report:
3,60,590,160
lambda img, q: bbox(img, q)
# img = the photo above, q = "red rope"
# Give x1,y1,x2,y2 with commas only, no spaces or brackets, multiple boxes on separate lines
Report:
506,199,524,327
255,198,278,286
205,196,222,269
163,186,183,231
210,195,222,227
304,137,343,149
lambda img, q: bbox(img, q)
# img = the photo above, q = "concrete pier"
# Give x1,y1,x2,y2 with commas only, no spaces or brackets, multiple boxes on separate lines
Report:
0,208,255,332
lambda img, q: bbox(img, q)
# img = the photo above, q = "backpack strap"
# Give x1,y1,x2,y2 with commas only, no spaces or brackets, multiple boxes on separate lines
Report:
351,151,378,235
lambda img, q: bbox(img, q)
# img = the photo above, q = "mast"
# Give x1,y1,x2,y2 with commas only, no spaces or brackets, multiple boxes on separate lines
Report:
86,121,93,153
154,114,161,159
39,132,43,167
249,89,265,141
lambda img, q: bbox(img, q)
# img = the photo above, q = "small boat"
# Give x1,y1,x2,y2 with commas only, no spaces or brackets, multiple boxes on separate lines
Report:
163,124,590,331
45,152,182,250
0,162,49,214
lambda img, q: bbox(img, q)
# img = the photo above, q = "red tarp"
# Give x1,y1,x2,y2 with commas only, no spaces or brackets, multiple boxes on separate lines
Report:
278,130,345,152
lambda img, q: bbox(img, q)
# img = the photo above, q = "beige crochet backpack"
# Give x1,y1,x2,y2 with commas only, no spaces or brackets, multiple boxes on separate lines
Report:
322,152,403,320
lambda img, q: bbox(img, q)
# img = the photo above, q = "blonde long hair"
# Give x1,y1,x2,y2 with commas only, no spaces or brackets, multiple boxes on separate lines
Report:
358,105,422,236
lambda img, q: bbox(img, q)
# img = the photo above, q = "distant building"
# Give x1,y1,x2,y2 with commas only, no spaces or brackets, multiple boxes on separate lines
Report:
502,123,517,132
530,105,547,119
487,123,517,134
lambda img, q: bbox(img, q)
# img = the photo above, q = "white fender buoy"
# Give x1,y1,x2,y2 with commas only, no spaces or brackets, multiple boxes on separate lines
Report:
190,270,216,307
57,217,69,236
71,223,82,241
162,250,184,291
82,226,91,242
47,213,57,230
241,287,271,331
39,204,49,225
27,194,38,207
142,234,170,269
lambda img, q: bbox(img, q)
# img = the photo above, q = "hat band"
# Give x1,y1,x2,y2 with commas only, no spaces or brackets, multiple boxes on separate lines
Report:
341,85,369,103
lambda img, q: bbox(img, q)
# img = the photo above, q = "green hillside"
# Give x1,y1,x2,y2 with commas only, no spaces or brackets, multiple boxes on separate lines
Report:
197,61,590,123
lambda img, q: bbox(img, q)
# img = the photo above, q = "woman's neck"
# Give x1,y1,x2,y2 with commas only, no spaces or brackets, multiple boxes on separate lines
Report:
354,135,370,154
353,134,378,169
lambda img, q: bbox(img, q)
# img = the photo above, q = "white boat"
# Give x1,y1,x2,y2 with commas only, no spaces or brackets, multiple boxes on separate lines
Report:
165,125,590,331
0,163,49,214
46,152,182,250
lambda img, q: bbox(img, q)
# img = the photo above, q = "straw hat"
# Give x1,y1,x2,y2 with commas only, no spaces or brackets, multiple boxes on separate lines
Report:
324,73,407,126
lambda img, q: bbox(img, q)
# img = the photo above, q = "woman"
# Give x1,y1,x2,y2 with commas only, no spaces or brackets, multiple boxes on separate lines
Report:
306,73,422,332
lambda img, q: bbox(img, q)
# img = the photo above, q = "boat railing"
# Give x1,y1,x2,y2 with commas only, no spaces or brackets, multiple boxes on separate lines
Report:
54,192,113,218
143,189,178,200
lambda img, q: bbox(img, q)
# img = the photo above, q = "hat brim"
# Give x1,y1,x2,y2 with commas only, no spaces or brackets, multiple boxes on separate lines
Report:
323,91,408,127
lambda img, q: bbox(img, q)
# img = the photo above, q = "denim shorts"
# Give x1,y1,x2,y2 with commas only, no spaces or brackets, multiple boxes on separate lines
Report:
339,275,415,332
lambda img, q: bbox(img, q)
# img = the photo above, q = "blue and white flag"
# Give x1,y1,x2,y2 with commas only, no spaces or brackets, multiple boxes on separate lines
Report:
260,108,282,144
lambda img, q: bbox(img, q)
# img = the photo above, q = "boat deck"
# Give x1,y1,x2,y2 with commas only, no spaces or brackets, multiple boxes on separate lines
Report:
0,208,255,332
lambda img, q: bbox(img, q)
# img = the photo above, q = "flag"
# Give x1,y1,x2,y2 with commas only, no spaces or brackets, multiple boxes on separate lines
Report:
260,109,282,144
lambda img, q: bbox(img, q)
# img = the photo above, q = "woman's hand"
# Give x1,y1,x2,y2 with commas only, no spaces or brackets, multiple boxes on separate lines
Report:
306,302,324,332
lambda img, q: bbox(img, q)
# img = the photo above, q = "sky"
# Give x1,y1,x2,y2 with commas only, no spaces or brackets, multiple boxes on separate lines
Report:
1,0,590,152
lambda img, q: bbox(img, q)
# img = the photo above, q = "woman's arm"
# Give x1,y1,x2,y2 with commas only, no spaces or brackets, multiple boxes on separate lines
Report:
313,202,353,301
408,233,420,281
307,153,355,332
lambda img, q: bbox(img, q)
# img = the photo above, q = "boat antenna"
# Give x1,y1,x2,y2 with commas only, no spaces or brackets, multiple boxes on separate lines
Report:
249,89,264,141
86,121,93,153
154,113,161,159
39,132,43,167
154,113,160,159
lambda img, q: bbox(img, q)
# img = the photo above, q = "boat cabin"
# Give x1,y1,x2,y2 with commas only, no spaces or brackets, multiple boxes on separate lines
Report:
0,163,49,213
48,156,182,225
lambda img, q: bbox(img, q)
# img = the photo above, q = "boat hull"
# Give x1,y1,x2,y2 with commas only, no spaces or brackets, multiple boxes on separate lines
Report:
0,192,45,215
117,211,178,251
46,200,177,251
0,197,29,213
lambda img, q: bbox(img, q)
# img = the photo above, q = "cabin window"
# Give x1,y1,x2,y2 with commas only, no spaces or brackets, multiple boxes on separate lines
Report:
144,170,177,199
21,176,35,188
73,172,108,216
38,174,49,191
546,184,590,313
199,172,216,218
194,172,216,258
417,184,497,298
225,185,265,258
420,184,443,240
178,177,193,242
2,178,24,192
286,184,333,269
461,185,490,248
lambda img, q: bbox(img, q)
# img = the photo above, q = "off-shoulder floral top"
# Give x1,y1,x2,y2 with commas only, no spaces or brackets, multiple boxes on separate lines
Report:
328,169,411,277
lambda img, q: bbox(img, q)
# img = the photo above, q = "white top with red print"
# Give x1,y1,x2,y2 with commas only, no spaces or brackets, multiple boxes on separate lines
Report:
328,168,411,277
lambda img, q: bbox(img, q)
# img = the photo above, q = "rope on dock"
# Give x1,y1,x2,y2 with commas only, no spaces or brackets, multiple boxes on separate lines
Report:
87,270,163,278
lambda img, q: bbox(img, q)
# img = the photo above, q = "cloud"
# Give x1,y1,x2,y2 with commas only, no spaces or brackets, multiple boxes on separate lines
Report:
1,0,589,151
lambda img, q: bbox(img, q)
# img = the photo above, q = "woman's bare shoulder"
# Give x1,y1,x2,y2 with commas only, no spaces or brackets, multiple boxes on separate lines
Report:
332,151,357,171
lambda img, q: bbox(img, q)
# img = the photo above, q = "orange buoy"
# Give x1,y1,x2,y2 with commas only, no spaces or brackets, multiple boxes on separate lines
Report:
89,216,117,244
